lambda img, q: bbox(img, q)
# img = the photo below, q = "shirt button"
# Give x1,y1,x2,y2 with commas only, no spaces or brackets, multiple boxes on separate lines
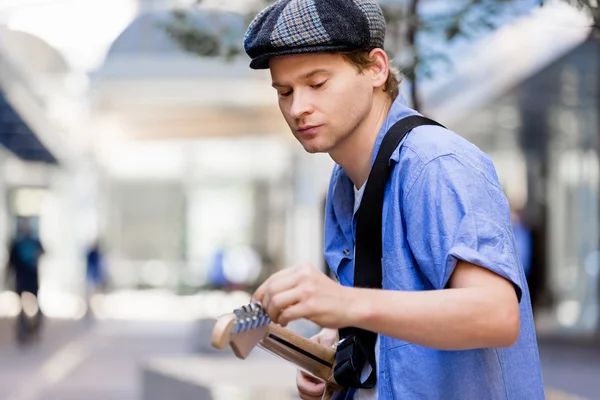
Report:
343,249,350,255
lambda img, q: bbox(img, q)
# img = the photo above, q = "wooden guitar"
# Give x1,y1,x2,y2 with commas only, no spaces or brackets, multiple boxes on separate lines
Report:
211,302,347,400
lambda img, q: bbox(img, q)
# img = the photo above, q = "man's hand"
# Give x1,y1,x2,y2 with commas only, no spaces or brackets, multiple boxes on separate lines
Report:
296,328,338,400
253,265,353,328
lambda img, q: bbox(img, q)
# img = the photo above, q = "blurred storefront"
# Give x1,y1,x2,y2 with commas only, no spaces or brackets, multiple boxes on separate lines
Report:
0,0,597,336
448,35,599,336
0,0,335,301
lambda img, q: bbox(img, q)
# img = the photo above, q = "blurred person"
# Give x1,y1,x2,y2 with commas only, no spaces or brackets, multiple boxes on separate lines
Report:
510,205,533,279
5,217,45,345
85,239,107,314
222,245,262,291
245,1,544,399
207,247,229,289
208,245,262,291
503,188,533,280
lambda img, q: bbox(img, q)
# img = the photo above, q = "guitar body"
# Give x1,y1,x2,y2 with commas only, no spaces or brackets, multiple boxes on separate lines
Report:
211,302,346,399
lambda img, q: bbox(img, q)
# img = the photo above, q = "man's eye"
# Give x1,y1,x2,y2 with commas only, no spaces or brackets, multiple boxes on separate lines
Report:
279,90,292,97
311,81,327,89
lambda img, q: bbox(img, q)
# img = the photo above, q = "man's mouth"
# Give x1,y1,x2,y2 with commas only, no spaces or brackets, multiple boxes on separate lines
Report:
297,125,322,136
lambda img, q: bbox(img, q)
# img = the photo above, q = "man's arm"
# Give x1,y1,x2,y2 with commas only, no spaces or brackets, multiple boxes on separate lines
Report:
348,261,520,350
254,261,520,351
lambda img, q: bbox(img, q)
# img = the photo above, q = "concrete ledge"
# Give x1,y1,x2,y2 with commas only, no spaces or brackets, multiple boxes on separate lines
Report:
142,366,212,400
141,354,300,400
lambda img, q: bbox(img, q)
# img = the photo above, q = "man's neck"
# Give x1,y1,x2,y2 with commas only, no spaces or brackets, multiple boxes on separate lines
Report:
330,94,392,189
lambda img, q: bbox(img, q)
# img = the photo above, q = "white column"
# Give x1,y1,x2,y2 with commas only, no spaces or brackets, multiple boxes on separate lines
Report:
286,150,334,272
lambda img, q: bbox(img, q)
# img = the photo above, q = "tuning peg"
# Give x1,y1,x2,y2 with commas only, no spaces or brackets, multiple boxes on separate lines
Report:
232,302,271,333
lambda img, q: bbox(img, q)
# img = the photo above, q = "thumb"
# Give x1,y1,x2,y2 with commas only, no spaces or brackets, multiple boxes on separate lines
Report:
311,330,338,347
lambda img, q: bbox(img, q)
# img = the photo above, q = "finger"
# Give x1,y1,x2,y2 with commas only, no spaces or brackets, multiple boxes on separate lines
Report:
253,268,299,303
299,390,324,400
252,279,270,303
312,330,338,347
267,289,304,323
299,382,325,397
299,392,323,400
266,270,302,297
278,302,309,327
262,292,271,311
260,272,303,310
299,370,322,385
297,370,325,398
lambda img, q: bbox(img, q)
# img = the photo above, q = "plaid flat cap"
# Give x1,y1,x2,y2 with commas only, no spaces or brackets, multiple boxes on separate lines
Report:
244,0,386,69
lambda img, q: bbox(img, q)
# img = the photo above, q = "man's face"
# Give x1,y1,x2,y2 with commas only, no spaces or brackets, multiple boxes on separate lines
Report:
269,52,374,154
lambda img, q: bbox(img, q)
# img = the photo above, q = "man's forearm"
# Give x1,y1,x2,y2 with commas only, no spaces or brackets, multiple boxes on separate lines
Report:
346,286,520,350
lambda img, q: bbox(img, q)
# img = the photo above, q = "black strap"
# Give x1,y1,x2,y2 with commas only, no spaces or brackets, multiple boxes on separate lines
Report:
334,115,445,389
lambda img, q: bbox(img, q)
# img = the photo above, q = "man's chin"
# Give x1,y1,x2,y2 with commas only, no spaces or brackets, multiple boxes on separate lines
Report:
298,139,332,154
301,143,330,154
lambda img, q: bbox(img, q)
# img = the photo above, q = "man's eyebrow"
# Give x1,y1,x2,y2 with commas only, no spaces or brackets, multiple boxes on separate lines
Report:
272,82,288,89
302,68,330,79
272,69,331,88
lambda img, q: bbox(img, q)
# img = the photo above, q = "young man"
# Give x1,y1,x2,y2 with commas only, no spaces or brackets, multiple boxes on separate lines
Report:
6,217,45,344
245,1,545,399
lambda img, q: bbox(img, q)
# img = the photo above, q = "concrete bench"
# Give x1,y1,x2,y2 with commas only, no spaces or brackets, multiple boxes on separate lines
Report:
142,316,321,399
141,353,300,400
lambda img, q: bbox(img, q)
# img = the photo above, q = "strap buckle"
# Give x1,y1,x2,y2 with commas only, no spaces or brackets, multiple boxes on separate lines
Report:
334,335,372,389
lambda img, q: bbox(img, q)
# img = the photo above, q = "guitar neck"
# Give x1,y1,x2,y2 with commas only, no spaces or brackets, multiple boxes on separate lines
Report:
258,323,338,385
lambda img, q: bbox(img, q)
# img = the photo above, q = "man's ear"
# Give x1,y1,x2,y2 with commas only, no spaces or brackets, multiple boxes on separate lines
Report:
368,48,390,90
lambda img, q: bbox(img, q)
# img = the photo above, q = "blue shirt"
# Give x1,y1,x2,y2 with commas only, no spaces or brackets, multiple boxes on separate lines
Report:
324,96,545,399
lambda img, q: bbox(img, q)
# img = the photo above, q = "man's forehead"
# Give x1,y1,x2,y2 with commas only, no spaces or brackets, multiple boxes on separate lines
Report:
269,53,343,83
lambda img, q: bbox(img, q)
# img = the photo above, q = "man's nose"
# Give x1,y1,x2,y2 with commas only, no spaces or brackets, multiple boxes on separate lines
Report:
289,91,313,119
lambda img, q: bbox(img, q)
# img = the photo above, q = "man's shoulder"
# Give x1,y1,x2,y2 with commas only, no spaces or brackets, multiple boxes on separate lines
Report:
401,124,488,166
392,123,501,197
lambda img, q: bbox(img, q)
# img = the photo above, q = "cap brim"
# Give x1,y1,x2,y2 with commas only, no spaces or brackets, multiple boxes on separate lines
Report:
249,44,365,70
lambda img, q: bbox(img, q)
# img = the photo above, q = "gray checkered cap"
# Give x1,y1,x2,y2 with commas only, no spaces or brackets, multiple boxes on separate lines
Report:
244,0,386,69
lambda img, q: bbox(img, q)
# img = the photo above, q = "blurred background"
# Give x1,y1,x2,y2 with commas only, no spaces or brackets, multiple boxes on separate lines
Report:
0,0,597,399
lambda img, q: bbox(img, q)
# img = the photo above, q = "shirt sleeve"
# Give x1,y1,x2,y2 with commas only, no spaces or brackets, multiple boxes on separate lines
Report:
404,154,524,302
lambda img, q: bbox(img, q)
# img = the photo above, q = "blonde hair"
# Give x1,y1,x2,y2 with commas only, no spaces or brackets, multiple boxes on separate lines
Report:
341,50,401,101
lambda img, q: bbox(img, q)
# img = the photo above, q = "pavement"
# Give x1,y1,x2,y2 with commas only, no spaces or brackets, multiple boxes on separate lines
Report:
0,316,597,400
0,317,193,400
539,337,600,400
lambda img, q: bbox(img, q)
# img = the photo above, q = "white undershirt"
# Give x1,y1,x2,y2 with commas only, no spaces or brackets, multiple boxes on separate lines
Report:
353,184,379,400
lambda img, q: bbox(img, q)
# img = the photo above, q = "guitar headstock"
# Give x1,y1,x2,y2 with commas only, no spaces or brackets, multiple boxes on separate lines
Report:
211,302,271,359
